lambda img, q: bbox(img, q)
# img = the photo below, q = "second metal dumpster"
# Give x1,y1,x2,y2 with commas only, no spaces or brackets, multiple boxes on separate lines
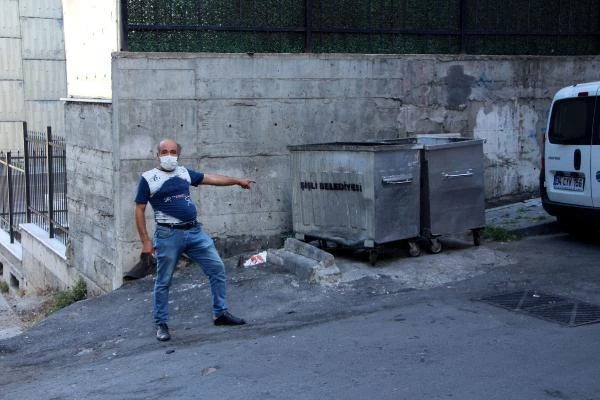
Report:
288,141,422,262
417,136,486,252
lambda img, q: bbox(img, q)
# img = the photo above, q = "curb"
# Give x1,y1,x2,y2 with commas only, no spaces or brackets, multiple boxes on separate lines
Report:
508,221,561,237
484,197,560,238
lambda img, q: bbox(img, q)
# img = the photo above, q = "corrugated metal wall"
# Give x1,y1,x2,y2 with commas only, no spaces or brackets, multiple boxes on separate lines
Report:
0,0,23,150
21,18,65,59
19,0,63,19
0,0,67,151
0,38,23,79
0,0,21,38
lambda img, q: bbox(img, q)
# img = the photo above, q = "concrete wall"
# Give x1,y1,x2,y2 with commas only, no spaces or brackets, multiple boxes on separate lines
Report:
0,0,67,150
66,52,600,291
64,100,114,294
19,224,70,291
0,230,23,293
1,224,75,296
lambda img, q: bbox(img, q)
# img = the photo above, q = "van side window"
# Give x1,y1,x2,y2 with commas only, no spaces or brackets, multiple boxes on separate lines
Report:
548,97,596,145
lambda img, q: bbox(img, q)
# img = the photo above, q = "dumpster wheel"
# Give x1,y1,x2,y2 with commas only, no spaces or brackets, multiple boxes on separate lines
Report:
427,237,442,254
368,249,378,266
408,241,421,257
472,228,483,246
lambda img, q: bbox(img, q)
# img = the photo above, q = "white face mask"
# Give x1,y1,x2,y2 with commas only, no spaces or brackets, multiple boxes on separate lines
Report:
159,155,178,171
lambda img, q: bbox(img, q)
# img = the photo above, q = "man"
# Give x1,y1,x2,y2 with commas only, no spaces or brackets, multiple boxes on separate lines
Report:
135,138,255,341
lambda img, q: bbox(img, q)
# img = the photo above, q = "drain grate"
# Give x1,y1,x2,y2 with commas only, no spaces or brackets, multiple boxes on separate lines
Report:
478,290,600,327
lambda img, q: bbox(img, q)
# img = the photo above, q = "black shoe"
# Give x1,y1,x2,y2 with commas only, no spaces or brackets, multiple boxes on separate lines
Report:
156,323,171,341
214,311,246,326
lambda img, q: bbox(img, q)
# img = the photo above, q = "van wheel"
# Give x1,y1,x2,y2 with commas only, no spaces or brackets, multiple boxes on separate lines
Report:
557,216,575,233
557,216,596,238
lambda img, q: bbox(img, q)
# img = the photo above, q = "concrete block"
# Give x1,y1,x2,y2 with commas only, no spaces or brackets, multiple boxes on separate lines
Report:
271,249,316,281
268,248,340,284
291,248,339,284
284,238,335,268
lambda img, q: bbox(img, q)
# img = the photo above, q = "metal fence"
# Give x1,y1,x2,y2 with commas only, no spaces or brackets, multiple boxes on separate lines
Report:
122,0,600,55
0,152,26,243
0,123,68,245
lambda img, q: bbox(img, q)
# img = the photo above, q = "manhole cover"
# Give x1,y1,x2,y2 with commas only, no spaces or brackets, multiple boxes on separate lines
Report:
477,290,600,327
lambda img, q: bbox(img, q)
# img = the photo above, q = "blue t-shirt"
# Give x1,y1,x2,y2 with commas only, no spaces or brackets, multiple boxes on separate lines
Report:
135,166,204,224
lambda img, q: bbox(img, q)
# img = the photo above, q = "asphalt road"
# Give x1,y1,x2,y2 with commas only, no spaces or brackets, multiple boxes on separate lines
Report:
1,232,600,400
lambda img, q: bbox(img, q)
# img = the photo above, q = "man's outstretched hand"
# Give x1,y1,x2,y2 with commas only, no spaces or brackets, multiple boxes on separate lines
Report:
238,179,256,189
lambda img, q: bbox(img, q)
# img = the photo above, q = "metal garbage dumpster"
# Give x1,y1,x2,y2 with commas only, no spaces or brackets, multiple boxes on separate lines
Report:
417,136,486,252
288,141,422,263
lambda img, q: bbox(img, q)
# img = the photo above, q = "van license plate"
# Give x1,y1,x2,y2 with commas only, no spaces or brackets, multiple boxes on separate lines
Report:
553,175,585,192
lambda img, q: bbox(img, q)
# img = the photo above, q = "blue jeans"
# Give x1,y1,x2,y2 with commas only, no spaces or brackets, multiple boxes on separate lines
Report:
152,224,228,325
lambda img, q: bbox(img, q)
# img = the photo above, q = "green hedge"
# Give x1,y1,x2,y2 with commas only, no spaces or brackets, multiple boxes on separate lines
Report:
125,0,600,55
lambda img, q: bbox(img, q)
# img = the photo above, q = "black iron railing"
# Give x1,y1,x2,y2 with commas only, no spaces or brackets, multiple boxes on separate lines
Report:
0,123,68,245
0,152,26,243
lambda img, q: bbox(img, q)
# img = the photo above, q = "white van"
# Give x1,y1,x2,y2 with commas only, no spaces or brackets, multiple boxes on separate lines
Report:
541,81,600,229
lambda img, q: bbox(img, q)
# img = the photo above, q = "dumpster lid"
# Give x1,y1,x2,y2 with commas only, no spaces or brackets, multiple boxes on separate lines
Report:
416,137,485,150
288,138,418,152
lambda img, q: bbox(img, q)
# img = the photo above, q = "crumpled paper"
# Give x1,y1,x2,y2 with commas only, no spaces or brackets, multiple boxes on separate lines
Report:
243,251,267,267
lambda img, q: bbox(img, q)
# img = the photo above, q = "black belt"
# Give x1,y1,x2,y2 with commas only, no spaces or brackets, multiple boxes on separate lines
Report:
157,221,198,230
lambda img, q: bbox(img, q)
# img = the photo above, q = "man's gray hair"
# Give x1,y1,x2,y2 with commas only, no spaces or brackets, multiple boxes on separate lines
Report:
157,140,182,155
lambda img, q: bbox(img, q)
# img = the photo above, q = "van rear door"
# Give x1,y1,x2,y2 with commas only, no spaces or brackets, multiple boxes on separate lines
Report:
545,89,597,207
